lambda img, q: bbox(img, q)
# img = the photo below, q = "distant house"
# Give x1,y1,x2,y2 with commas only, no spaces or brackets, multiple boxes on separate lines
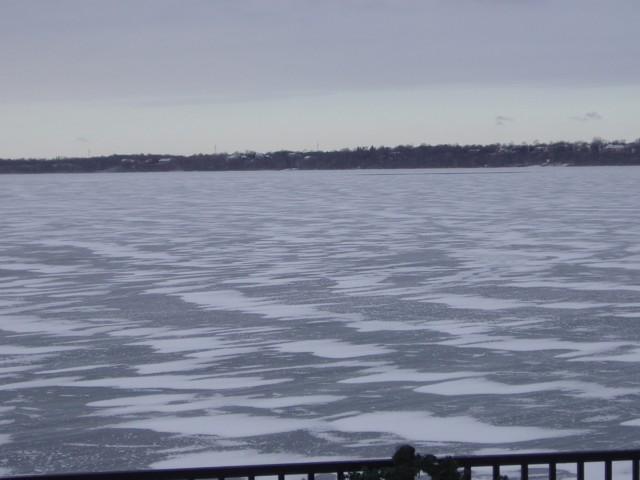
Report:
158,157,173,163
603,144,626,153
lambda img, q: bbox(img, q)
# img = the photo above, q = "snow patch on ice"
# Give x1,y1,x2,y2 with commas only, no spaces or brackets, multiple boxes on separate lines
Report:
331,273,393,293
39,364,112,374
511,279,640,292
1,345,83,355
571,348,640,362
412,294,529,310
415,377,639,399
151,448,344,469
437,335,626,358
418,320,492,336
621,419,640,427
0,315,102,337
340,367,482,384
275,339,392,358
346,320,432,332
65,375,290,391
89,393,345,416
114,413,321,437
329,411,585,443
540,301,611,309
0,262,80,274
128,337,229,354
179,290,338,321
1,376,82,391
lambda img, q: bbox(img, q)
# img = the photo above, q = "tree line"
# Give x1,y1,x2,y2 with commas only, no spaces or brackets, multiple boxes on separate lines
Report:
1,139,639,174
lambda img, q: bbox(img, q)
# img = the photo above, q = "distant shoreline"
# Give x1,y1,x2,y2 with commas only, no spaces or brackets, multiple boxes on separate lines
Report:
1,140,638,174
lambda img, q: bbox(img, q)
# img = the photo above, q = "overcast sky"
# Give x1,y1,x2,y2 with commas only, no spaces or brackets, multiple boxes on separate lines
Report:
1,0,639,158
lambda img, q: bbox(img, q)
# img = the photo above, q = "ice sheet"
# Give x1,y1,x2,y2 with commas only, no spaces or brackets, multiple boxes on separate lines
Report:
2,167,640,473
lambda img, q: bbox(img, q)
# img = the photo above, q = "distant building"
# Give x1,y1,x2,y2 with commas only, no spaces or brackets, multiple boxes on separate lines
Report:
603,144,626,153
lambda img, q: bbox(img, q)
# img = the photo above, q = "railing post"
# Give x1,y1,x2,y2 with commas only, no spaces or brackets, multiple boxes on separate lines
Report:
309,473,315,480
549,462,556,480
520,463,528,480
604,460,612,480
279,473,285,480
337,471,345,480
463,465,471,480
633,459,640,480
492,464,500,480
576,461,584,480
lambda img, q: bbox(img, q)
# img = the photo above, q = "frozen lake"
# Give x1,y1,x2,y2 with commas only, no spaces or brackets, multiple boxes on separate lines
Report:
1,167,640,475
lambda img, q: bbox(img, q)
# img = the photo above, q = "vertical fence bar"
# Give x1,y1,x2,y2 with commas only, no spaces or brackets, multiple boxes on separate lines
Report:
520,463,528,480
576,461,584,480
492,464,500,480
278,474,285,480
308,473,315,480
549,462,556,480
604,460,612,480
463,465,471,480
633,459,640,480
337,471,345,480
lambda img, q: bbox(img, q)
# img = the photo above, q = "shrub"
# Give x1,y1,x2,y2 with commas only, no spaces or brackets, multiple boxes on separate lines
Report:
347,445,507,480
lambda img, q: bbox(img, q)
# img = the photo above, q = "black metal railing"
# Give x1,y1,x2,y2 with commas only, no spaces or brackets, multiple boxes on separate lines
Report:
453,449,640,480
2,449,640,480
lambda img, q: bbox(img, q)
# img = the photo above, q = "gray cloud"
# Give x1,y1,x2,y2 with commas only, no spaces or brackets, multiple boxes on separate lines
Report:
572,111,603,121
495,116,515,125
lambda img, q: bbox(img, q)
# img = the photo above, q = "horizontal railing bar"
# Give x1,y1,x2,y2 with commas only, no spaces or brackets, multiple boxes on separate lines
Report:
3,449,640,480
